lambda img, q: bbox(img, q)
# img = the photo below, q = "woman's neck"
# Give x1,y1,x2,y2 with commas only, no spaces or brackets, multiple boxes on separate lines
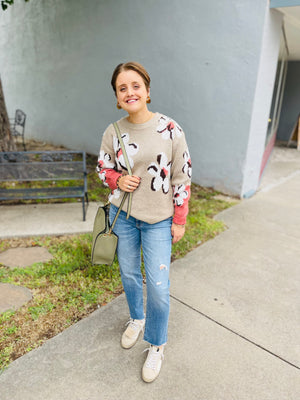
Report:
127,109,154,124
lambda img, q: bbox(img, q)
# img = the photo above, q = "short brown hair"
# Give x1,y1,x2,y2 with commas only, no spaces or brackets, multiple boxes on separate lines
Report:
111,62,151,95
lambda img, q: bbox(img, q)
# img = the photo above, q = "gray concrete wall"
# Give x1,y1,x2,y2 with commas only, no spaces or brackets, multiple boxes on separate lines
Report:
241,9,283,197
277,61,300,142
0,0,278,196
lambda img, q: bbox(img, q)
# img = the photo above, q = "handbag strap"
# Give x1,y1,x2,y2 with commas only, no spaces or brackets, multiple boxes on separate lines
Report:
113,122,133,219
108,191,128,234
113,122,132,176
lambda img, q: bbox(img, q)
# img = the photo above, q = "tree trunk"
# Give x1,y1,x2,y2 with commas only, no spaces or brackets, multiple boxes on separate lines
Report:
0,76,16,151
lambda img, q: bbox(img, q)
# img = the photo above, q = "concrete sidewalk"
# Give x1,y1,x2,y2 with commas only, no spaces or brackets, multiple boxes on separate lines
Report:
0,201,100,239
0,146,300,399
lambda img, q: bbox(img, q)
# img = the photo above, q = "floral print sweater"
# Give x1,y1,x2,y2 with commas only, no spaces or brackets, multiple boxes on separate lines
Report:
97,112,192,225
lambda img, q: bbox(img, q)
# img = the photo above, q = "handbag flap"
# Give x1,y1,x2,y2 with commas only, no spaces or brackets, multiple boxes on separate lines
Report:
92,205,108,235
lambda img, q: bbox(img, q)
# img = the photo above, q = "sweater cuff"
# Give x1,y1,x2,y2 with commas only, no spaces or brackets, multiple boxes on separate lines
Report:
103,169,122,190
173,204,188,225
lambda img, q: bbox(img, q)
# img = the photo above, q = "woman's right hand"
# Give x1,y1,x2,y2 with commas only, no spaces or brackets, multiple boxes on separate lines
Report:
118,175,141,192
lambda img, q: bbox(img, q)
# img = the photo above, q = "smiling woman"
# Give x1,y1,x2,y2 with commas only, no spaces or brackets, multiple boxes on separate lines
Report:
111,62,152,124
96,61,192,383
115,69,152,123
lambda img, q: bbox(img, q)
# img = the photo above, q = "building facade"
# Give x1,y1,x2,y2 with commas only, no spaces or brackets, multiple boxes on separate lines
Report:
0,0,299,197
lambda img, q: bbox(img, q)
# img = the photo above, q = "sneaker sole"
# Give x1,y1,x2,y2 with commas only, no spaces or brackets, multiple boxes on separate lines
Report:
121,329,142,349
142,366,161,383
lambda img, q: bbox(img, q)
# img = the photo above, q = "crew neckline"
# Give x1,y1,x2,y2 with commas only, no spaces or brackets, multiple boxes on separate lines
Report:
118,112,160,130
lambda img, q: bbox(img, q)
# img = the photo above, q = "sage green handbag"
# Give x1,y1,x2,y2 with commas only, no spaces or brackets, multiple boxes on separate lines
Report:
91,194,128,265
91,122,132,265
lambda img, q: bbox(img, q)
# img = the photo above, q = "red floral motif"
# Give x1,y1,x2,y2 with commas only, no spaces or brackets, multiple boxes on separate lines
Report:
96,151,115,185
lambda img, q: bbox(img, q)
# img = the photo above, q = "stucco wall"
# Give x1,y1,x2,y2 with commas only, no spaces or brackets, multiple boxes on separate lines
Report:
0,0,278,196
277,61,300,142
241,8,283,197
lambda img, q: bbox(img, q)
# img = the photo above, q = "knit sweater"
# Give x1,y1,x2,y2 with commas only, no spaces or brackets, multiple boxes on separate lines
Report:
97,112,192,224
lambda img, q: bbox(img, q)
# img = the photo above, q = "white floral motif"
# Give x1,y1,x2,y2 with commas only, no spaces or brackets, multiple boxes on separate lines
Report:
157,115,182,140
97,151,115,170
109,188,121,202
99,170,109,186
147,153,171,194
173,184,189,206
182,150,192,178
113,133,139,171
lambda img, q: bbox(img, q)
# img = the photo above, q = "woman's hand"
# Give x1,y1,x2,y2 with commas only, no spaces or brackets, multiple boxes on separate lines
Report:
118,175,141,192
171,223,185,244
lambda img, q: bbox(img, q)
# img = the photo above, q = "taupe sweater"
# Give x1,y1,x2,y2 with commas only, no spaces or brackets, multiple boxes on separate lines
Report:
97,112,192,224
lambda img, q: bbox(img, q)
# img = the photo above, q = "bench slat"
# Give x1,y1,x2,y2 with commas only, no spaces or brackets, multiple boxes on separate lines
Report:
0,163,85,181
0,186,85,200
0,151,88,221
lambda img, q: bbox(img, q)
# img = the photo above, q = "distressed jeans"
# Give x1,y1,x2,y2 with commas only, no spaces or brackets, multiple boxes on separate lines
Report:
109,204,172,346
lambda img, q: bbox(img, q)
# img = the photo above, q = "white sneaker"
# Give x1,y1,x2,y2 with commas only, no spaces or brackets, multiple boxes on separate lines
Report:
121,318,145,349
142,345,164,383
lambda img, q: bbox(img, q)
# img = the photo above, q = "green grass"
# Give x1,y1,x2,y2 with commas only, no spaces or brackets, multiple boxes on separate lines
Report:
172,184,231,260
0,153,237,372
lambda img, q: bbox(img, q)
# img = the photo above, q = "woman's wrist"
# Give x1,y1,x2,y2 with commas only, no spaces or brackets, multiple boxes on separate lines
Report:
116,175,122,188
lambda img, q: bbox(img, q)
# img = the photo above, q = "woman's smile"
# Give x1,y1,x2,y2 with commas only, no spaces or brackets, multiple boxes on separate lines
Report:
116,70,149,120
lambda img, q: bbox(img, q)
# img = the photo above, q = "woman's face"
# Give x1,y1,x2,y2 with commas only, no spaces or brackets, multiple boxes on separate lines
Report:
115,69,149,116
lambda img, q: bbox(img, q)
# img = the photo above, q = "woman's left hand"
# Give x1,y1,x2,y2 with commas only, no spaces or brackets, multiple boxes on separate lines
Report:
171,223,185,244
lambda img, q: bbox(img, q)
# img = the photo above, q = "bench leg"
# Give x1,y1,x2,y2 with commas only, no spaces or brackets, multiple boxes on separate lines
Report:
82,197,86,221
82,193,89,221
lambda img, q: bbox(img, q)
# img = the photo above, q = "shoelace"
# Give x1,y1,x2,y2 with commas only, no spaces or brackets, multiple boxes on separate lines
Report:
143,346,164,370
125,319,144,332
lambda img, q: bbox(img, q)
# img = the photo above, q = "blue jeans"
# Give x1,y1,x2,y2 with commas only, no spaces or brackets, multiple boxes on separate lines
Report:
109,204,172,346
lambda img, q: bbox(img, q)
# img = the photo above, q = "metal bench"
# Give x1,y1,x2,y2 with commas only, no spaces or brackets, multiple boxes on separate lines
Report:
0,151,89,221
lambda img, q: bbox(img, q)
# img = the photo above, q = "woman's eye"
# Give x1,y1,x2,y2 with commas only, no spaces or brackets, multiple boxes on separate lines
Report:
120,87,126,92
134,85,139,89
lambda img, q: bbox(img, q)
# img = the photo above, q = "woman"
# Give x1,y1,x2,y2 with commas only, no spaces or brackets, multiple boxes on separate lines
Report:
97,62,192,383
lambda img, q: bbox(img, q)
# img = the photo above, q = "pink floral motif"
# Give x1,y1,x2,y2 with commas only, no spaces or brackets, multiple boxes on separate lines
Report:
157,115,183,140
147,153,171,194
173,184,189,206
182,150,192,178
113,133,139,171
97,151,115,185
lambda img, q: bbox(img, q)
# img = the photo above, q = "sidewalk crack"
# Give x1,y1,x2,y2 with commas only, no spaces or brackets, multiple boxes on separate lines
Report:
170,294,300,370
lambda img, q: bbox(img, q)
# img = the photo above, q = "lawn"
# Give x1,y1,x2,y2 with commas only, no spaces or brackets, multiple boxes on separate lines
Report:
0,144,237,372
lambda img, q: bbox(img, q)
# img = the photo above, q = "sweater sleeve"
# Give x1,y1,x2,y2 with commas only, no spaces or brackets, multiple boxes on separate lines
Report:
171,125,192,225
96,125,122,190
